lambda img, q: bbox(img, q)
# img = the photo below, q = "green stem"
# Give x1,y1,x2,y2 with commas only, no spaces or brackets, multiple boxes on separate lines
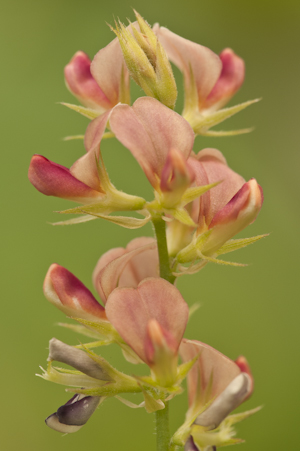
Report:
152,213,176,450
152,214,176,284
155,400,170,451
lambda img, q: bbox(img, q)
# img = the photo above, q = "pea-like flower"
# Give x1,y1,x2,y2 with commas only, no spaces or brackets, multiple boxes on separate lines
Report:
28,111,146,219
64,33,130,114
155,25,257,136
172,339,254,450
174,149,264,268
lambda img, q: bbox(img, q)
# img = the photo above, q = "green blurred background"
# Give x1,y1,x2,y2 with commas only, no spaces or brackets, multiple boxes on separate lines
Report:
2,0,299,449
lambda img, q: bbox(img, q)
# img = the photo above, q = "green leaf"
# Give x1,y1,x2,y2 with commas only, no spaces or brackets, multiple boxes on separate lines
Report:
61,102,102,119
217,234,268,255
51,214,98,225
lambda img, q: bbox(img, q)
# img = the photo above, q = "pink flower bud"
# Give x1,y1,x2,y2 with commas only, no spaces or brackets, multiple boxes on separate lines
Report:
189,148,245,230
64,51,112,111
202,178,263,255
28,154,104,203
92,237,158,304
44,264,106,322
203,48,245,112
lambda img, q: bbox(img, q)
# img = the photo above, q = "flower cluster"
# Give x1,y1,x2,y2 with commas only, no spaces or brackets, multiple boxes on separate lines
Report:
30,11,265,451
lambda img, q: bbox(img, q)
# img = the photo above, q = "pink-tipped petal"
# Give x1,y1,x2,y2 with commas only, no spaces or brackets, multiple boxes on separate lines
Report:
160,148,195,193
189,149,245,229
44,264,106,321
109,97,194,188
91,35,129,107
202,179,263,254
156,26,222,108
28,155,102,202
93,238,158,304
180,339,241,408
235,356,254,398
105,278,189,364
71,110,111,191
203,48,245,111
64,51,112,111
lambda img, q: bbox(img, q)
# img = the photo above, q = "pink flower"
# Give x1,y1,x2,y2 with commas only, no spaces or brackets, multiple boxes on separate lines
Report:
85,97,195,190
64,35,130,113
156,27,244,115
180,339,253,449
28,111,110,204
174,149,263,260
105,278,189,385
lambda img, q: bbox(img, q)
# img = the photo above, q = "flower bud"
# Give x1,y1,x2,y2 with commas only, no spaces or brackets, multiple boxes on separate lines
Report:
201,179,263,256
44,263,106,322
45,394,102,433
112,12,177,109
64,51,112,112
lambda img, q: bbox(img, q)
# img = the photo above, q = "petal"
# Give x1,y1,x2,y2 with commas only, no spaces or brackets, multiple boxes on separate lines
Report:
93,237,158,303
156,26,222,109
188,149,245,229
203,49,245,111
28,155,103,203
44,264,106,321
195,373,252,429
180,339,241,409
64,51,112,112
45,394,101,433
48,338,113,381
109,97,194,188
235,356,254,399
71,110,111,191
91,34,129,107
105,278,189,364
202,179,263,255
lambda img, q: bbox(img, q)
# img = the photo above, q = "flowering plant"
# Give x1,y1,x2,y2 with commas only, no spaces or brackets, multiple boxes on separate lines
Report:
29,11,265,451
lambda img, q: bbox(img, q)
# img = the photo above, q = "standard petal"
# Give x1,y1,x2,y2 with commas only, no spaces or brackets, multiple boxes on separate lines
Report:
44,264,107,321
105,278,189,364
109,97,194,188
203,49,245,112
28,155,103,203
45,394,101,433
93,237,158,303
156,26,222,109
91,35,129,107
180,339,241,409
64,51,112,112
188,149,245,229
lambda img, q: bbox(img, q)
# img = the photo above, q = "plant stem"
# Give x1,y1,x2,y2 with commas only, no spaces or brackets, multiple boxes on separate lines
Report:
152,214,176,284
152,213,175,450
155,400,170,451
